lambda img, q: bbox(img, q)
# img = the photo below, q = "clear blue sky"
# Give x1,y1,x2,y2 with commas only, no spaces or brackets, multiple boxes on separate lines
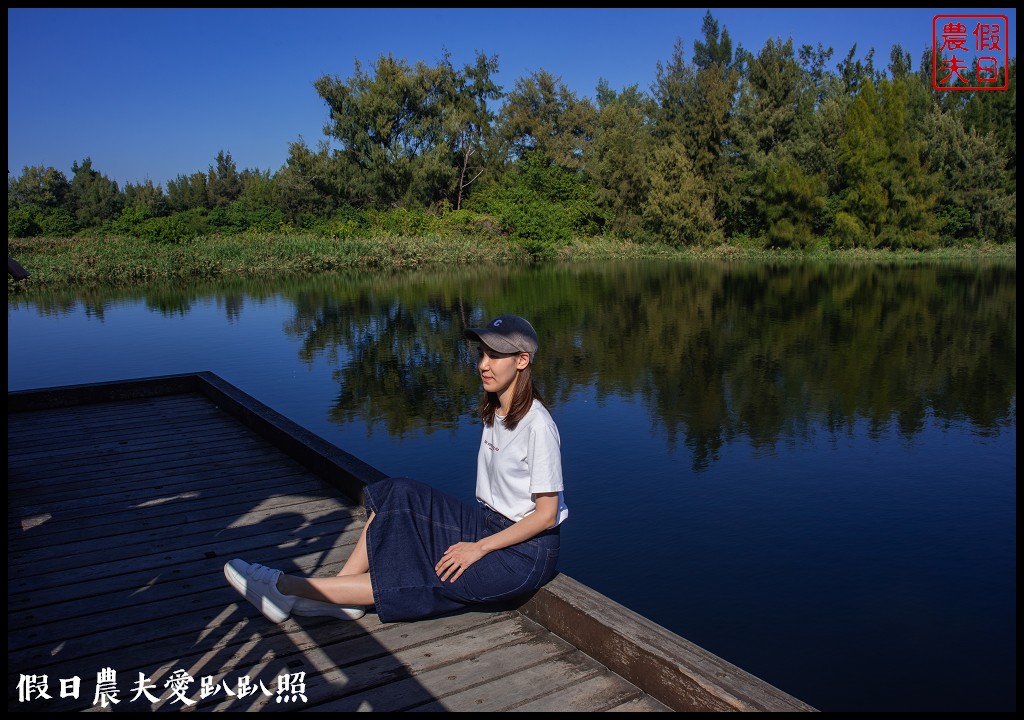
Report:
7,8,1016,188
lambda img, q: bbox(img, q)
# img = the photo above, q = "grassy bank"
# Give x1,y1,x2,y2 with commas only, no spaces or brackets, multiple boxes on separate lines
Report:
8,232,1017,292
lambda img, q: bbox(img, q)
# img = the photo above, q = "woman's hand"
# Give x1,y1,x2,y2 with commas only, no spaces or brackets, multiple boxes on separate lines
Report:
435,494,559,583
435,542,486,583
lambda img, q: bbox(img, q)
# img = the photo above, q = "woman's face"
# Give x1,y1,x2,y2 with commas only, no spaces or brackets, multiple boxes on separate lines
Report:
477,344,528,396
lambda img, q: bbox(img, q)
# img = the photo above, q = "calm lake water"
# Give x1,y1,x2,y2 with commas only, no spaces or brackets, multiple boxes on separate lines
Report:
7,258,1016,712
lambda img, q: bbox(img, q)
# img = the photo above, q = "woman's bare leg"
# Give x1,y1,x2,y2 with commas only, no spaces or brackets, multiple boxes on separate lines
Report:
277,572,374,607
338,511,374,576
272,511,376,607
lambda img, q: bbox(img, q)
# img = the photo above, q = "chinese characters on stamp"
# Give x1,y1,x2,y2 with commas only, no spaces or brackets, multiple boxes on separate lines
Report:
933,14,1010,90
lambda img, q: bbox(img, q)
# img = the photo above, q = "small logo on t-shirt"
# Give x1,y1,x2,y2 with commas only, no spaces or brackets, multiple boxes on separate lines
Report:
484,439,500,452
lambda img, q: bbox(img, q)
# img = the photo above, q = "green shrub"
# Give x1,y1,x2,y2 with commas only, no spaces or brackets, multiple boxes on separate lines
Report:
830,211,869,249
367,207,436,236
133,210,209,243
936,205,973,244
306,205,372,238
207,200,286,234
7,207,40,238
36,208,78,237
466,152,607,257
104,206,151,236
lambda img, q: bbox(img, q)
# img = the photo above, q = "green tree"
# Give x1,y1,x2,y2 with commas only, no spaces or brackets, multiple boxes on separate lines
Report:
798,42,835,107
316,54,423,207
652,13,741,229
816,44,886,214
734,38,804,159
7,164,78,237
642,134,721,246
207,150,242,208
888,44,939,148
758,157,825,248
7,207,39,238
960,57,1016,191
875,78,939,248
800,44,847,188
8,165,71,211
833,77,940,248
833,80,889,247
732,37,824,242
315,52,476,208
590,81,654,236
835,44,881,97
238,169,279,213
70,157,123,227
275,138,358,222
122,179,169,217
166,171,210,212
435,51,503,209
924,106,1016,242
496,69,597,172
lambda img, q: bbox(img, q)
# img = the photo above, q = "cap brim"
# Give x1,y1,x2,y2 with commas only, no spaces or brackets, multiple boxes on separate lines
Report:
464,328,522,354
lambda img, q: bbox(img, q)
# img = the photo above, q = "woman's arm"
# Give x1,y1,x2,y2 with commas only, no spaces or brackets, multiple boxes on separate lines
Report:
435,492,559,583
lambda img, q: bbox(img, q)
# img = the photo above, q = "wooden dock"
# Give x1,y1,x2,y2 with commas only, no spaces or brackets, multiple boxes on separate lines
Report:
8,372,817,712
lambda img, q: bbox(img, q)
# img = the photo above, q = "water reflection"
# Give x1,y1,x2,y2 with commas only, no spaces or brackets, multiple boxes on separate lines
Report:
292,260,1016,470
12,259,1016,471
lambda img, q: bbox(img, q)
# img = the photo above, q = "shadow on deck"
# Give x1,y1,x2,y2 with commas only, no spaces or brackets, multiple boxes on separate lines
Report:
7,372,816,712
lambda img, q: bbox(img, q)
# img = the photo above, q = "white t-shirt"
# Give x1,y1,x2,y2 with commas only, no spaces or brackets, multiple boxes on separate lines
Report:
475,401,568,525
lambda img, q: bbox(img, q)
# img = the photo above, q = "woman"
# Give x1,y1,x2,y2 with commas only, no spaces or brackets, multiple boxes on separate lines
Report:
224,314,567,623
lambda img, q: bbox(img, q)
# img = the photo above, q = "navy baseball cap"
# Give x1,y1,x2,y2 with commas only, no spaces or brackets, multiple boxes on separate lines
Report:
464,315,539,361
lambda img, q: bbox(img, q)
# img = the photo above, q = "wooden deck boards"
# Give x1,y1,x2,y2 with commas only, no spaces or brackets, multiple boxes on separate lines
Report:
8,373,816,713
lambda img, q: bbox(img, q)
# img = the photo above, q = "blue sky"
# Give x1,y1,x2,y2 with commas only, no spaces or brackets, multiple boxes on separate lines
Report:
7,8,1016,188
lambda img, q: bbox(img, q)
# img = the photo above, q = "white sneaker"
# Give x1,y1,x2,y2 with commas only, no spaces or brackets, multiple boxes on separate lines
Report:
223,558,296,623
292,597,366,621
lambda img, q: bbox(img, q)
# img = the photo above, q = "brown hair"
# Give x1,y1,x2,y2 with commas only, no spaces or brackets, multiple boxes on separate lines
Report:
476,361,546,430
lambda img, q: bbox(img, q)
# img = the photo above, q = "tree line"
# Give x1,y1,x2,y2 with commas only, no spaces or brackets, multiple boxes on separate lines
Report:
7,12,1017,253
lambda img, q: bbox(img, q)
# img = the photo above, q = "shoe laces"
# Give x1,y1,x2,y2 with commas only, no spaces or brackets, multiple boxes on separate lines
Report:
246,563,278,582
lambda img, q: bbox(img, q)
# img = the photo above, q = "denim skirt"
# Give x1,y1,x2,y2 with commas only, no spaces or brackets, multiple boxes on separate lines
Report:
362,476,560,623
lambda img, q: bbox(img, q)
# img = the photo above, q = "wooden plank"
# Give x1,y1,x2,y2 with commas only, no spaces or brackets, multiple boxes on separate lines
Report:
8,476,340,540
192,614,547,712
9,526,363,625
8,512,366,611
10,497,355,568
411,646,646,712
520,574,818,712
8,460,315,517
6,373,204,412
315,628,581,712
607,696,675,712
512,671,648,712
9,501,356,581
